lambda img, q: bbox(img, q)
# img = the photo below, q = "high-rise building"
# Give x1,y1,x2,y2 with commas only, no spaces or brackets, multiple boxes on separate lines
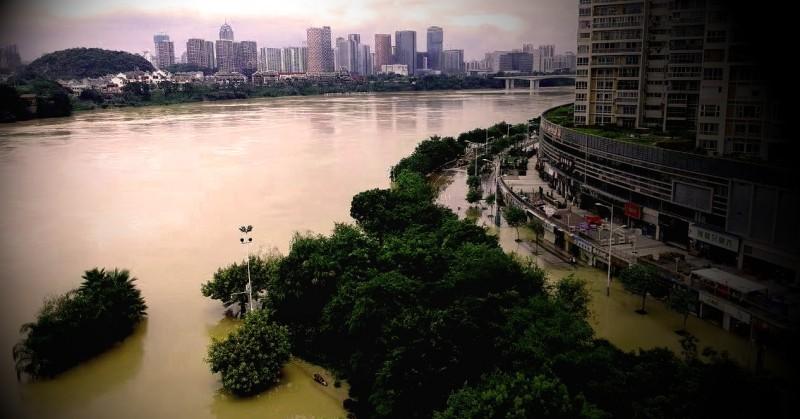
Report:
153,33,175,69
307,26,334,73
575,0,781,160
485,51,510,73
553,52,576,73
205,41,216,69
334,35,360,73
278,47,306,73
239,41,258,73
0,44,21,71
416,52,428,71
358,44,372,76
442,49,464,75
216,40,236,72
395,30,417,75
426,26,443,71
187,38,212,68
261,47,282,72
374,34,392,73
219,23,234,41
499,52,533,73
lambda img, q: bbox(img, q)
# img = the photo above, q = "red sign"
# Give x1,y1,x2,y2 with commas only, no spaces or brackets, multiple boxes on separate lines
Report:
624,202,641,219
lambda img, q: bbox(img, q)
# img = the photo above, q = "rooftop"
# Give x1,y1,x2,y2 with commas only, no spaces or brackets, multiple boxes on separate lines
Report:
544,104,696,150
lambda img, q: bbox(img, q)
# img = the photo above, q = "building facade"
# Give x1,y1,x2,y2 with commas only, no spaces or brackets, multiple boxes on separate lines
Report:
574,0,783,163
374,34,392,73
426,26,443,71
307,26,334,73
261,48,283,72
395,31,417,75
238,41,258,73
187,38,213,68
153,33,175,69
442,49,465,74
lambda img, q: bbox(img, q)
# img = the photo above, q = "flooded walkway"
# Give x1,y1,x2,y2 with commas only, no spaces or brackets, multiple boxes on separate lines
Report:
436,168,790,375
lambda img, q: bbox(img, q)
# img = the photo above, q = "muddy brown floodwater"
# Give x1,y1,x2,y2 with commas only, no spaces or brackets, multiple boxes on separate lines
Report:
0,89,573,418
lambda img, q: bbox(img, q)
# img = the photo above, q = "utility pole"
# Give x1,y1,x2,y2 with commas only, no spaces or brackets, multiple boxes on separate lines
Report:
238,225,254,313
596,203,613,297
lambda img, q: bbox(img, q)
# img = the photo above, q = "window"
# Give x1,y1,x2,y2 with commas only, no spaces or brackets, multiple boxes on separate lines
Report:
706,30,727,43
575,104,587,113
700,123,719,135
703,68,723,80
576,93,587,101
700,104,720,117
576,81,588,90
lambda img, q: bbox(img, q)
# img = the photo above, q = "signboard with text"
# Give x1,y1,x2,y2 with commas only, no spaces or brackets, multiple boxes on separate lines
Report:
624,202,641,219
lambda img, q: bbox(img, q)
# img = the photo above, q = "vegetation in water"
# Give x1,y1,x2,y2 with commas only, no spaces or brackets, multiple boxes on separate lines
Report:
206,309,291,397
13,268,147,379
197,122,787,417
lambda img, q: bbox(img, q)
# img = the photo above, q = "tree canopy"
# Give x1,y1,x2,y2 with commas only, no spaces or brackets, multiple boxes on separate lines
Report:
13,268,147,379
25,48,156,79
206,309,291,396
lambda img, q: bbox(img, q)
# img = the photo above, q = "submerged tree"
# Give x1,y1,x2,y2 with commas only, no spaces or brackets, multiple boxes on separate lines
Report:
527,218,545,253
503,205,527,242
13,268,147,380
206,309,291,397
618,264,665,314
669,286,697,334
201,252,281,314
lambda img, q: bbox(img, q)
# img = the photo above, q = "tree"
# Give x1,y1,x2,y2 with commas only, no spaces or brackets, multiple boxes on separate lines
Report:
466,187,482,205
201,253,281,314
527,218,545,253
555,274,591,320
435,371,595,419
484,193,496,208
207,309,291,397
618,264,665,314
466,175,481,189
13,268,147,379
503,205,527,241
669,286,697,334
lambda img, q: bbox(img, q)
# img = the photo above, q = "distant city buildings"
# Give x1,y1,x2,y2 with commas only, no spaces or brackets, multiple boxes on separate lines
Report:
307,26,334,73
394,30,417,75
442,49,465,75
426,26,443,71
261,47,282,72
380,64,408,76
373,34,392,73
186,38,215,68
139,22,571,79
153,33,175,69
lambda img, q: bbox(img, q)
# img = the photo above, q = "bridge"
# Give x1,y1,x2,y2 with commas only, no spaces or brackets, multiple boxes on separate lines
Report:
495,74,576,90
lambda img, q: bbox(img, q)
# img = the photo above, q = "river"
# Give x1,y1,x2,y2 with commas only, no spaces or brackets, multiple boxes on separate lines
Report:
0,88,574,419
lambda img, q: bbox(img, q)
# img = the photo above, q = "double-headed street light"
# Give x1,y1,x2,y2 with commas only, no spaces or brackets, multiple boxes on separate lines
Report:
595,203,613,297
238,225,254,313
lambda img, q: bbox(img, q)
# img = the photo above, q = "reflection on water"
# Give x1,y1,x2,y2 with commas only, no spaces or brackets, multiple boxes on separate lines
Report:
0,89,573,418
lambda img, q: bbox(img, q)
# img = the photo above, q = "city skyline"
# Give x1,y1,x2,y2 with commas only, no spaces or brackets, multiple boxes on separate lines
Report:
0,0,577,62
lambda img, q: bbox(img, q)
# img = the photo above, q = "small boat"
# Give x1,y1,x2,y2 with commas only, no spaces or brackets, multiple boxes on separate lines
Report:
313,373,328,386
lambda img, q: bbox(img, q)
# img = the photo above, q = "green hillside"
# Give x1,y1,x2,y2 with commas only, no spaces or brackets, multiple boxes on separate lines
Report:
25,48,155,79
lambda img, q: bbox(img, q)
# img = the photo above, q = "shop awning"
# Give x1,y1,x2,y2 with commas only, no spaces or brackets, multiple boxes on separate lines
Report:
691,268,767,294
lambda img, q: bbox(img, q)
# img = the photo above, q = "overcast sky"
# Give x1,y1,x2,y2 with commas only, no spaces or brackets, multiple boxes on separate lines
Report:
0,0,578,62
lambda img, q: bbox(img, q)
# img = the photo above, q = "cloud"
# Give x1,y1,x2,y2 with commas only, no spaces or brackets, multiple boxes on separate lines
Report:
0,0,577,62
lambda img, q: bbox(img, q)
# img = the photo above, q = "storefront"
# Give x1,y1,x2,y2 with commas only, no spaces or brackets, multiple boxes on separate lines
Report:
688,224,739,266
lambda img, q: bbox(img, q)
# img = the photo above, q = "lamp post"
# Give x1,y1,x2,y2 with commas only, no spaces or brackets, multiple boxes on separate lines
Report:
596,203,613,297
238,225,254,313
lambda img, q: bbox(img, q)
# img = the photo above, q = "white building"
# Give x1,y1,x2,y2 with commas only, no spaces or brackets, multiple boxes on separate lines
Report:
380,64,408,76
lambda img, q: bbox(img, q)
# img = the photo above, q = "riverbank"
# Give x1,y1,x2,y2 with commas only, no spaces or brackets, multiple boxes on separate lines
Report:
3,73,531,123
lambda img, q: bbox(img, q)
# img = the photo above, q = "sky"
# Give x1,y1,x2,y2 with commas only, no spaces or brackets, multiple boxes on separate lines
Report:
0,0,578,62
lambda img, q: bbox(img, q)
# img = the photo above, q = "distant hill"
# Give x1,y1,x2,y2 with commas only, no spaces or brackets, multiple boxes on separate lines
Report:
25,48,156,80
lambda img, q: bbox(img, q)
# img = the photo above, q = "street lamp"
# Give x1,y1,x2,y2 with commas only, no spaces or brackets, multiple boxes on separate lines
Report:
238,225,255,314
596,203,613,297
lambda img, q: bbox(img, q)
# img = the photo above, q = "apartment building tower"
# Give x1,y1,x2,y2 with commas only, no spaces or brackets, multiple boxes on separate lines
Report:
307,26,334,73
